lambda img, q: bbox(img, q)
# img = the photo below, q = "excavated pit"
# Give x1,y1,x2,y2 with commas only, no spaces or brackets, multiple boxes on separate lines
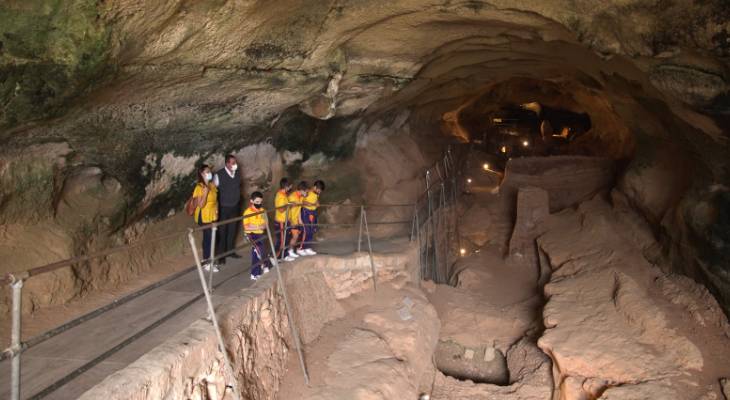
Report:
434,340,510,385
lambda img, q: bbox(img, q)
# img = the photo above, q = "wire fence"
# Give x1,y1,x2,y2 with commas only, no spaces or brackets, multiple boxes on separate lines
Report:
413,144,469,284
0,143,468,400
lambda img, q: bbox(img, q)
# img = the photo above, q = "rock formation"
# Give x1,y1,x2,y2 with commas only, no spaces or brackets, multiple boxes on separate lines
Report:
1,3,729,398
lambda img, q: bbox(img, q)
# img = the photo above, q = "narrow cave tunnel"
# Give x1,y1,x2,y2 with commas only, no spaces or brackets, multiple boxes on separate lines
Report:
1,1,729,399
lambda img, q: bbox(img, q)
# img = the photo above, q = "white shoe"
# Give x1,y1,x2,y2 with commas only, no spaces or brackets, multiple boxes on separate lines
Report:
288,249,300,258
263,267,270,274
203,263,220,273
303,249,317,256
269,257,276,266
250,274,258,281
283,255,296,262
296,249,308,256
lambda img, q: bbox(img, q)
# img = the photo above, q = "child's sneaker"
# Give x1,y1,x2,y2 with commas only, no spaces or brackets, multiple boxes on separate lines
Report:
250,274,259,281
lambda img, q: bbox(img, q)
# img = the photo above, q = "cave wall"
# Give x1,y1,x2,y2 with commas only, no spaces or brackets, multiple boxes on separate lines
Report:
1,0,729,315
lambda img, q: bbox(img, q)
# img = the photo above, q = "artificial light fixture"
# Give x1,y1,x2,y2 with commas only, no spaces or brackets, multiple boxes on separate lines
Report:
522,140,529,147
460,248,467,256
500,146,507,153
467,178,473,184
483,163,490,171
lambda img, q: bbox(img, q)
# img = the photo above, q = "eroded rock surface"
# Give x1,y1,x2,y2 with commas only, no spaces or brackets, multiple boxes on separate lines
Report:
432,338,553,400
305,285,440,400
537,198,730,399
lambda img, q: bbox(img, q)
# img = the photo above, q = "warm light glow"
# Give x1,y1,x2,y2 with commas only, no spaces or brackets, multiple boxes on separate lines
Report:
522,140,529,147
500,146,507,153
483,163,490,171
460,248,467,256
467,178,473,184
492,118,503,123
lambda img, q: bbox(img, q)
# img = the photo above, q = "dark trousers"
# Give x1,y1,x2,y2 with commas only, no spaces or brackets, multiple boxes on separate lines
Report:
218,204,240,261
274,222,287,259
301,209,318,249
247,233,269,276
197,213,212,261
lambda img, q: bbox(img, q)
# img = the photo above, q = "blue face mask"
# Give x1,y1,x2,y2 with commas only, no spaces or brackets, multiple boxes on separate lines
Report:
204,172,212,182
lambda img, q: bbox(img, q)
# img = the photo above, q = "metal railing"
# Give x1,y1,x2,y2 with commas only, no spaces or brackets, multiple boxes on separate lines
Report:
413,144,468,284
0,144,468,399
0,204,413,399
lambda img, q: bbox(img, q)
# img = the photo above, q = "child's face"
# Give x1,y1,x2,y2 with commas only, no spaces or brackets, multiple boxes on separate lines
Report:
252,198,263,208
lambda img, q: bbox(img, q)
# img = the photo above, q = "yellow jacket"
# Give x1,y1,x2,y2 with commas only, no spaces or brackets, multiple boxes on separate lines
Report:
274,189,289,223
303,191,319,211
193,183,218,223
288,191,304,225
243,206,266,234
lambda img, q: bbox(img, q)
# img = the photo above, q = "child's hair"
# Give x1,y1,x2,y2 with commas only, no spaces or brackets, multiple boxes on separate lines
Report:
297,181,309,191
250,191,263,200
314,180,325,191
280,177,290,188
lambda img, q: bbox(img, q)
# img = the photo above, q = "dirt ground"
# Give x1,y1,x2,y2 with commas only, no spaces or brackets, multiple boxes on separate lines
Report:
275,153,730,400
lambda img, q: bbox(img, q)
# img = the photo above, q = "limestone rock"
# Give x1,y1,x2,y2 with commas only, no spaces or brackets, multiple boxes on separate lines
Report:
431,338,553,400
435,340,509,385
285,270,346,344
427,283,539,353
305,285,440,400
501,156,616,212
56,167,125,231
598,381,681,399
536,199,726,399
508,186,549,280
0,223,75,314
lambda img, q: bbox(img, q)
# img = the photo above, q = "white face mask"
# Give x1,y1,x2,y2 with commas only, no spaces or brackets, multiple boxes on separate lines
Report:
204,172,212,182
230,164,238,171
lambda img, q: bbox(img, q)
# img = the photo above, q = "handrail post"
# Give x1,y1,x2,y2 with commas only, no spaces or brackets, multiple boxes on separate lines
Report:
263,213,310,384
440,182,449,281
282,205,290,259
426,171,439,283
357,206,364,253
362,208,378,292
208,226,218,293
187,230,242,400
410,203,417,242
10,277,23,400
415,205,422,285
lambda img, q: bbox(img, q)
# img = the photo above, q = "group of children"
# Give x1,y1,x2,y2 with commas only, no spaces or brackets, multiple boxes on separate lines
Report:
242,178,325,280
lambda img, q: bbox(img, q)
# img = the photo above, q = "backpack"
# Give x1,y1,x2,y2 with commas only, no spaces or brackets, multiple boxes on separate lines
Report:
185,195,196,216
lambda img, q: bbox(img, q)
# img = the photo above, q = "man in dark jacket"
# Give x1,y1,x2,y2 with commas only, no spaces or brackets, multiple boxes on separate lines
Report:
214,154,242,264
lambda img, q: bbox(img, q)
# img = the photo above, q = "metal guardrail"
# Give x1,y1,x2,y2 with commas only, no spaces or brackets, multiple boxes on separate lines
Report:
0,205,413,399
1,143,467,399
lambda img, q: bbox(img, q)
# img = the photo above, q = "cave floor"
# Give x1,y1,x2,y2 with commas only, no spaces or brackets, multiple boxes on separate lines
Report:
0,236,404,399
276,154,730,400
